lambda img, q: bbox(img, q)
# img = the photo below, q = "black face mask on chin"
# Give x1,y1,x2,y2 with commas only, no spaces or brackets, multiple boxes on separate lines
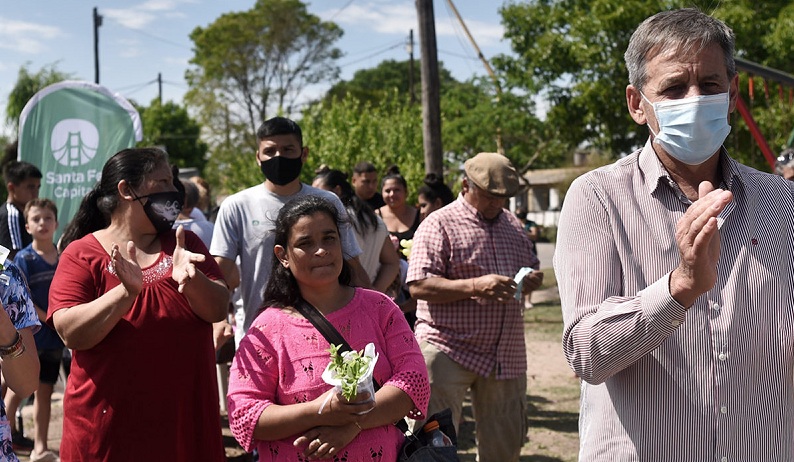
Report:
260,155,303,186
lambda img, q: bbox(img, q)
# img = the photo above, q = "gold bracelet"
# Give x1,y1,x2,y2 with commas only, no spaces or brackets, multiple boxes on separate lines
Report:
0,331,25,359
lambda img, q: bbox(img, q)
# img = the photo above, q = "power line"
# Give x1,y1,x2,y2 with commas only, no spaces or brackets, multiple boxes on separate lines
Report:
338,42,404,69
329,0,357,20
438,48,480,61
343,40,405,59
105,16,192,50
115,79,158,92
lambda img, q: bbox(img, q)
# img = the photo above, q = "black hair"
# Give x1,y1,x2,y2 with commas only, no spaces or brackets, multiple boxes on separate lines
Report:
262,195,352,310
314,167,378,235
3,160,42,185
255,116,303,146
59,147,169,251
353,161,377,174
381,164,407,190
417,173,454,206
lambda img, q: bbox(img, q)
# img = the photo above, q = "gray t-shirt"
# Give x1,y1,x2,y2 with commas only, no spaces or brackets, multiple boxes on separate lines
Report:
210,183,362,332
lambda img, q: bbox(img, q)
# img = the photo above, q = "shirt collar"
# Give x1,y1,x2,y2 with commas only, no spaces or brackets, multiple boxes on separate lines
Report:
638,138,745,196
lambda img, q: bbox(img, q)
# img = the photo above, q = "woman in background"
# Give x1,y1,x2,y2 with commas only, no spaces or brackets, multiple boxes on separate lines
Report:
416,173,454,220
376,166,420,324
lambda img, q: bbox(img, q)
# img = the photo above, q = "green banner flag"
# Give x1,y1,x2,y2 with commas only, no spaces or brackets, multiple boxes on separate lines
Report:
17,80,142,240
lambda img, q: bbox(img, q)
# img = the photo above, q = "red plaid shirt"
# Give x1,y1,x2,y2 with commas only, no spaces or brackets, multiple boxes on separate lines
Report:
407,197,539,379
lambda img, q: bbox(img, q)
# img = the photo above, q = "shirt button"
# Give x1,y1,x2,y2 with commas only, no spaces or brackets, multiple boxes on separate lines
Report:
721,457,728,462
712,302,721,311
720,406,727,414
718,353,727,361
671,320,681,327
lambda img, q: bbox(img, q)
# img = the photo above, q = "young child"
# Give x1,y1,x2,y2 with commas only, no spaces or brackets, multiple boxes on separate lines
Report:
9,199,61,462
0,161,42,260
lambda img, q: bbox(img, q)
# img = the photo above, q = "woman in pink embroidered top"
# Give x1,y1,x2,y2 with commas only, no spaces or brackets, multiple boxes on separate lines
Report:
227,195,429,461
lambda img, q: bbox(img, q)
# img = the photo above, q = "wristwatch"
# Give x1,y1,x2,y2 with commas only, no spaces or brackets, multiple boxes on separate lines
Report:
0,331,25,359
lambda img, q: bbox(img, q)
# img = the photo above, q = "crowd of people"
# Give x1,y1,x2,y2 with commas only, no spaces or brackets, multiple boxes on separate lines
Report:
1,6,794,462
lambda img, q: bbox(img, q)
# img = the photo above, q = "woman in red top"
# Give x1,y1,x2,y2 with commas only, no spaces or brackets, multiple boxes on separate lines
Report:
48,148,229,461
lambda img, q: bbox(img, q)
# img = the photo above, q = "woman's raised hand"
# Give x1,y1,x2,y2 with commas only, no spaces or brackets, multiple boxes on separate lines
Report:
172,225,206,293
111,241,143,297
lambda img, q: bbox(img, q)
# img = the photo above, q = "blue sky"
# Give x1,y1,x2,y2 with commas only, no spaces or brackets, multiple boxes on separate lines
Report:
0,0,515,137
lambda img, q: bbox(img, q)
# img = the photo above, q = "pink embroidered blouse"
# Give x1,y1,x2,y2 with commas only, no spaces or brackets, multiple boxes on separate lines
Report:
227,288,429,461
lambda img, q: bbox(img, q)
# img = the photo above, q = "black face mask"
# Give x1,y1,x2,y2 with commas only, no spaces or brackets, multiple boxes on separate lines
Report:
260,155,303,186
132,190,182,234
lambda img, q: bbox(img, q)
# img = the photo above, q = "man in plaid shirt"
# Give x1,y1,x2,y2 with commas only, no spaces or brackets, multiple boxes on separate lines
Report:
407,152,543,462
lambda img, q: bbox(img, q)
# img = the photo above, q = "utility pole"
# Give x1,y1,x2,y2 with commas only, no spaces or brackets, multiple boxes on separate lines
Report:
407,29,416,105
93,7,103,84
416,0,443,176
157,73,163,104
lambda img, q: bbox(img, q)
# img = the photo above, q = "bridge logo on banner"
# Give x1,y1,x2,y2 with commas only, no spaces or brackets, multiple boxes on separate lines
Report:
51,119,100,167
17,80,143,240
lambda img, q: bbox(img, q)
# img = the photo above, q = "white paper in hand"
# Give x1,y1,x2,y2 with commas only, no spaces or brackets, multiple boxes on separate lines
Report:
513,267,534,301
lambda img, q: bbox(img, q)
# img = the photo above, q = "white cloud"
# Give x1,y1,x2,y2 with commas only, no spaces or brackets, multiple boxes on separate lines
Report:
319,2,503,46
0,17,62,54
324,3,416,35
103,9,157,30
139,0,180,12
436,17,504,47
102,0,192,29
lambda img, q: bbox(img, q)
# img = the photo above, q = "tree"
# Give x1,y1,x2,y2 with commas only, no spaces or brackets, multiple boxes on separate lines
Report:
5,63,72,129
186,0,343,150
440,77,568,172
496,1,794,170
136,98,208,172
322,59,561,174
324,59,458,106
300,92,427,202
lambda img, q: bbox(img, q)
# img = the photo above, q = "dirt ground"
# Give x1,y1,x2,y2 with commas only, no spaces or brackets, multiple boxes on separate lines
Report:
15,262,580,462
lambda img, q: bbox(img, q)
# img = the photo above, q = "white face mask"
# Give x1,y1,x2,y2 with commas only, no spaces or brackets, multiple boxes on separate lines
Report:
642,92,731,165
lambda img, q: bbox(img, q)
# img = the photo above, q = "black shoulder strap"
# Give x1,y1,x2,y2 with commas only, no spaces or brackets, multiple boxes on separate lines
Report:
294,299,352,354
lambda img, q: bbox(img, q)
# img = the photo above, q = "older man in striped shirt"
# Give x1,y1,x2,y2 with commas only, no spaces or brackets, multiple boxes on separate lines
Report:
555,8,794,461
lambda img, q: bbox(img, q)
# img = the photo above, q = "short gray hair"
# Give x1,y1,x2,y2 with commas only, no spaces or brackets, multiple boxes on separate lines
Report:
625,9,736,91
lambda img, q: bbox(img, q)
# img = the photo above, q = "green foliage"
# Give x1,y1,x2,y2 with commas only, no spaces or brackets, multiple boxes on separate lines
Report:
496,0,794,167
186,0,343,150
327,344,372,401
203,144,262,198
316,61,559,185
300,92,426,202
325,59,458,106
137,98,208,172
6,63,73,128
496,0,656,158
442,77,569,171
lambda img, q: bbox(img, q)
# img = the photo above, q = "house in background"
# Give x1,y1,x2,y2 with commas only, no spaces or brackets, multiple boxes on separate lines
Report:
513,151,591,228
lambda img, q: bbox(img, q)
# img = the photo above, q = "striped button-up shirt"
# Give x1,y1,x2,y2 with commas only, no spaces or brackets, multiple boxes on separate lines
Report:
407,196,539,379
554,140,794,461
